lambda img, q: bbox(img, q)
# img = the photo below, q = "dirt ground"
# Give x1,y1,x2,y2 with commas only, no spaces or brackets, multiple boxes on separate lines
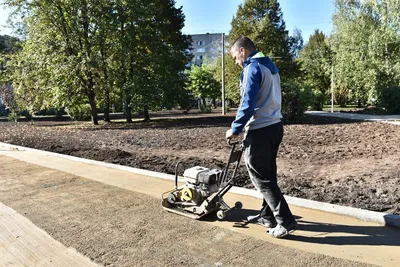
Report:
0,156,375,267
0,111,399,215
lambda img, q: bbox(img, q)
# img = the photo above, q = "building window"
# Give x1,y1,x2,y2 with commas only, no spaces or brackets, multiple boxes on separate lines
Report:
197,48,205,52
197,55,203,60
196,41,205,46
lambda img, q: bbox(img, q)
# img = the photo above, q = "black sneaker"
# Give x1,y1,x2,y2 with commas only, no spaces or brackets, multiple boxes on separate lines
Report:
246,214,277,228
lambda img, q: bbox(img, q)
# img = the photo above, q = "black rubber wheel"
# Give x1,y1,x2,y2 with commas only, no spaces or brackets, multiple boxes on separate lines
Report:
235,201,243,209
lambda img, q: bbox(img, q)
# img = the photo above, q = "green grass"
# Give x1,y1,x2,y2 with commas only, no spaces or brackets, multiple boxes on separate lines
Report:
322,104,364,112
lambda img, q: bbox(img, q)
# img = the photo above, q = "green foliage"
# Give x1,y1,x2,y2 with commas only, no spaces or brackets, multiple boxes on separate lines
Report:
377,86,400,114
4,0,191,124
214,55,241,103
66,104,92,121
310,91,326,111
281,80,310,123
199,105,212,113
230,0,300,79
220,0,302,107
20,109,32,120
331,0,400,107
0,35,21,54
187,64,220,106
298,30,332,110
35,108,66,117
289,28,304,59
224,104,231,113
7,111,19,123
0,84,19,112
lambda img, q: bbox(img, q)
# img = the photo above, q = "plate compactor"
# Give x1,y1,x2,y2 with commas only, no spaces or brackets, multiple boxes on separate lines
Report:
161,140,244,220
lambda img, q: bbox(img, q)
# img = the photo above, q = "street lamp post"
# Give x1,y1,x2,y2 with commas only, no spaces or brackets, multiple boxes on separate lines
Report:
222,33,226,115
331,65,334,113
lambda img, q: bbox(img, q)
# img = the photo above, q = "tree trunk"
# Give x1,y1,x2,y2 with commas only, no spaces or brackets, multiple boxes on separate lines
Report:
143,105,150,121
100,38,111,123
82,0,98,125
125,97,133,123
88,90,98,125
103,89,111,122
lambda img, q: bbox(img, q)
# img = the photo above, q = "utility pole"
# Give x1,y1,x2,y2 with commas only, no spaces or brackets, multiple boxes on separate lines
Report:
222,33,226,115
331,65,334,113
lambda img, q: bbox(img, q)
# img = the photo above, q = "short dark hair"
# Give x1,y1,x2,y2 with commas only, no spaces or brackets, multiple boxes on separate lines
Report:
230,36,256,53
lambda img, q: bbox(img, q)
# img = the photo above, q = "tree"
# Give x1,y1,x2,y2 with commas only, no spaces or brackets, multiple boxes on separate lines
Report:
131,0,192,121
4,0,191,124
214,54,241,103
230,0,298,78
0,35,20,54
298,30,332,110
187,64,220,109
331,0,400,107
4,0,112,124
217,0,301,105
289,28,304,59
0,35,21,115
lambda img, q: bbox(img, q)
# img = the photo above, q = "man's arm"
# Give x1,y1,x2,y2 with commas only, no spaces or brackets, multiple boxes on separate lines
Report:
230,63,261,135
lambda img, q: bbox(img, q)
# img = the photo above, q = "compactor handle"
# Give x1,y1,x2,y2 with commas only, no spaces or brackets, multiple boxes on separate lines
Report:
228,139,240,146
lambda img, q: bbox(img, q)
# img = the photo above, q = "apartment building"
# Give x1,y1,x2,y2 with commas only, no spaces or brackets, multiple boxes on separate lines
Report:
189,33,229,67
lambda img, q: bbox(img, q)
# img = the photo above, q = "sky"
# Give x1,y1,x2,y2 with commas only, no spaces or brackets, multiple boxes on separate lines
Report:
174,0,335,42
0,0,335,42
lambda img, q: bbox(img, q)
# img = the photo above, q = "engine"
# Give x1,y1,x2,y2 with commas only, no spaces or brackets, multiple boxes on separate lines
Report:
180,166,222,204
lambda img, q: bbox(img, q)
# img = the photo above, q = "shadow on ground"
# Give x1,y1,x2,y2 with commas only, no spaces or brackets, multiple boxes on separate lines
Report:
201,208,400,247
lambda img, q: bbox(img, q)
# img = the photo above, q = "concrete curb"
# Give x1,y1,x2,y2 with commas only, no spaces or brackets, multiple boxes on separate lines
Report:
1,141,399,228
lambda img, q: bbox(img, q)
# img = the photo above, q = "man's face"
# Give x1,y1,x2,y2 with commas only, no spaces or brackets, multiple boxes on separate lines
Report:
230,47,246,69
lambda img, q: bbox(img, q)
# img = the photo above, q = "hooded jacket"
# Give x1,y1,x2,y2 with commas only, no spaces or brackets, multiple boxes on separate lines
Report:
231,51,282,135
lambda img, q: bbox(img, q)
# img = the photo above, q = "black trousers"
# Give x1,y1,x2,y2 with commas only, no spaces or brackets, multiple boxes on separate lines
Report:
244,121,295,227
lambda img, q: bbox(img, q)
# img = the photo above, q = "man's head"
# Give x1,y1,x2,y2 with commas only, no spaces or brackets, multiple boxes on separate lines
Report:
230,36,256,69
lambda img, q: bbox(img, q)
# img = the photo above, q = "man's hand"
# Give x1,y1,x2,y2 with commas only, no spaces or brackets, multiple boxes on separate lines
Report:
226,129,238,140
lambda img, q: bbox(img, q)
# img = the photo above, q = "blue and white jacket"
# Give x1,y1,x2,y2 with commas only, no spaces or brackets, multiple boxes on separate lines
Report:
231,51,283,135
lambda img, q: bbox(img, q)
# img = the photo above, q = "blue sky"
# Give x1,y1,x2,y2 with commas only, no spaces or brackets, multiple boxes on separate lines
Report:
1,0,335,42
174,0,335,42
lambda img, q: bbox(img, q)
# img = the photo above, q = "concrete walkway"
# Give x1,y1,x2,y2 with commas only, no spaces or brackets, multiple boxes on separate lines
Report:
307,111,400,124
0,202,99,267
1,146,400,266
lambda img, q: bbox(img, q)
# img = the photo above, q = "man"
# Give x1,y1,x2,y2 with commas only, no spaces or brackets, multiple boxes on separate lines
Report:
226,36,297,238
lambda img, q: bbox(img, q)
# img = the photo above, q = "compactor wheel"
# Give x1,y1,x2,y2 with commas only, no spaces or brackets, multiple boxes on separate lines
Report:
216,210,226,220
234,201,243,209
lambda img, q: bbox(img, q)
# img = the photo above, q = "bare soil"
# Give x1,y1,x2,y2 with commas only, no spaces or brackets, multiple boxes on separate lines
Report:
1,111,399,214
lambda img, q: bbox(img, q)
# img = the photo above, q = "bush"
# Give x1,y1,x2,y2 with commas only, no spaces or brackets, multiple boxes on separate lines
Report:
200,104,212,113
35,108,66,117
224,104,231,113
281,80,311,123
20,110,33,120
66,104,92,121
377,86,400,114
335,86,349,107
7,111,19,122
310,90,326,111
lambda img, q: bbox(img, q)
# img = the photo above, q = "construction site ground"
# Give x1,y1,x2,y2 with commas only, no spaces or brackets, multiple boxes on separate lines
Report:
1,112,399,215
1,147,400,267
